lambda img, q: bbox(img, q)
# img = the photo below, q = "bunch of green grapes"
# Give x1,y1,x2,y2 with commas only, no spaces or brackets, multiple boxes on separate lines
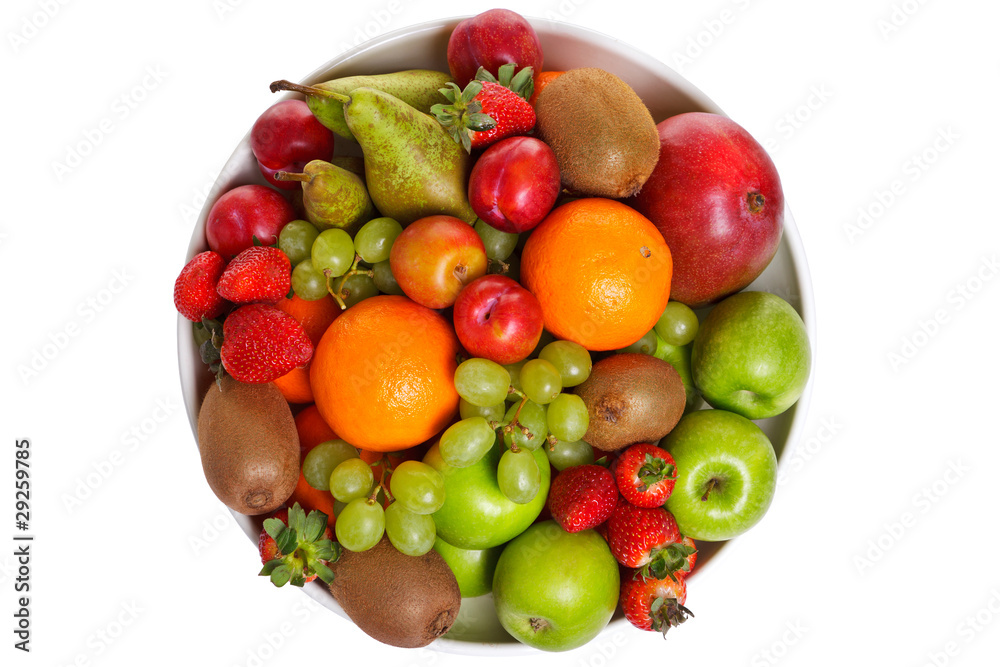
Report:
445,339,599,504
278,216,405,306
300,440,446,557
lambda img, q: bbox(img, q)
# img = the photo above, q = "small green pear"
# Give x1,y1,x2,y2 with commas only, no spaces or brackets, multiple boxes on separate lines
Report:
342,87,477,226
274,159,375,234
270,70,453,140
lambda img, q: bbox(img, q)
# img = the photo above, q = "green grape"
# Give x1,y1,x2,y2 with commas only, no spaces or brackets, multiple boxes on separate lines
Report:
544,439,595,471
332,272,378,308
389,461,446,515
519,358,562,404
439,417,497,468
335,497,385,552
329,457,375,502
291,258,329,301
546,393,589,442
459,398,506,422
278,219,319,266
475,218,519,261
355,217,402,264
372,259,405,295
538,340,592,387
502,360,527,402
302,439,359,490
454,358,511,407
497,448,540,504
384,502,437,556
655,301,699,346
311,228,355,278
617,329,657,355
502,399,547,451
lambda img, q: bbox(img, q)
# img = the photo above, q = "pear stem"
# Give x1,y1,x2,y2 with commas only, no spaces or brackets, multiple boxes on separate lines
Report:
270,80,351,103
272,171,309,183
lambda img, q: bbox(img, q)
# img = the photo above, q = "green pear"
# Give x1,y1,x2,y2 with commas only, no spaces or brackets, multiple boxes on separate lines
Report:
270,70,453,140
274,159,375,234
342,87,477,226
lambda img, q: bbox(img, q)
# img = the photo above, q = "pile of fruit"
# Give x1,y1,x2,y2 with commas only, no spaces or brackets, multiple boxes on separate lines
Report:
175,9,811,653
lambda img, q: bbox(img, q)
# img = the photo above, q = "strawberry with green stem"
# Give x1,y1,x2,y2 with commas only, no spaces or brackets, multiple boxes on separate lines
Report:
606,502,696,582
432,64,536,152
614,443,678,508
258,503,341,587
620,571,693,636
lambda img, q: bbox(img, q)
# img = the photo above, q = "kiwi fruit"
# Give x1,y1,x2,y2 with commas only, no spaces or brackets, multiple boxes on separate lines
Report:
534,68,659,198
197,375,299,515
330,535,462,648
574,353,686,452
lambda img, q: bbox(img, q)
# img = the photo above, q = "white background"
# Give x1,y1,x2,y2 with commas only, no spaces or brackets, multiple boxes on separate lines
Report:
4,0,999,665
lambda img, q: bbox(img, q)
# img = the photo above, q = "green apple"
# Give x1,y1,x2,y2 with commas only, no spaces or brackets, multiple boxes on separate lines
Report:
652,330,701,413
662,409,777,541
492,521,618,651
432,536,503,598
424,438,550,550
691,290,810,420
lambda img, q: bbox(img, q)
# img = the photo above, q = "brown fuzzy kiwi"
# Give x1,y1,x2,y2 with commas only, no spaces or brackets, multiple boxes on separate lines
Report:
574,353,686,452
534,68,660,198
329,536,462,648
197,375,299,515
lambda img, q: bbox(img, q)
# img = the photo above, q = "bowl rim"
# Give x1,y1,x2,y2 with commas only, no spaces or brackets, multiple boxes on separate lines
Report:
176,14,816,656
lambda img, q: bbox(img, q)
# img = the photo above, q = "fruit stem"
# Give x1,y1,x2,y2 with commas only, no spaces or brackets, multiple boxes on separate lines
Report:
269,80,351,103
326,275,349,310
701,478,719,502
272,171,310,183
747,191,766,214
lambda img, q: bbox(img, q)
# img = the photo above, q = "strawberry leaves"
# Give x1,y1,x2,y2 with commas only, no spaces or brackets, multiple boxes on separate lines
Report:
258,503,340,587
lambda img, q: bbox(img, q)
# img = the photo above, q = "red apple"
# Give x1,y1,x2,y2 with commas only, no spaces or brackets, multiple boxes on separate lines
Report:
453,275,544,365
629,112,784,308
447,9,543,87
251,100,335,190
469,136,561,234
389,215,488,309
205,184,296,259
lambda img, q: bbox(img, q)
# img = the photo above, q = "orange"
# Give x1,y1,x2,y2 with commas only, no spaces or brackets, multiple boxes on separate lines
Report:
294,404,338,457
310,295,460,452
286,470,337,528
273,294,342,404
520,198,672,351
529,70,565,107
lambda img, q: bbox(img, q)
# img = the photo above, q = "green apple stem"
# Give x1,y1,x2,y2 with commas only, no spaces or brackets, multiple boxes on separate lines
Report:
701,478,719,502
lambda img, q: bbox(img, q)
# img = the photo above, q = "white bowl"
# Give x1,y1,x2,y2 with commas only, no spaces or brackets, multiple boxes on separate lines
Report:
177,16,816,656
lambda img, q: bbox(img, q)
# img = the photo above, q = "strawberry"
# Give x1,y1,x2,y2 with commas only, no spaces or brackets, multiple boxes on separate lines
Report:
432,64,536,152
173,250,229,321
548,464,618,533
620,571,693,636
606,502,695,581
220,303,313,383
614,443,678,508
216,245,291,304
258,503,340,587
